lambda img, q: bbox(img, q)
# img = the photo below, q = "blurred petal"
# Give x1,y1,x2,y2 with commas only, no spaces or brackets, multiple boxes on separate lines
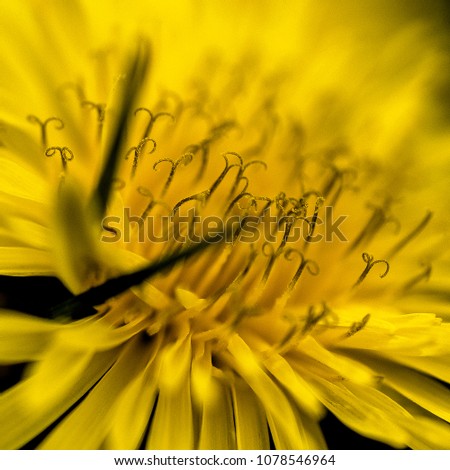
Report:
231,380,270,450
0,348,117,449
198,377,235,449
147,335,194,449
0,312,61,363
0,247,54,276
106,347,159,449
226,334,311,449
39,337,150,449
364,356,450,422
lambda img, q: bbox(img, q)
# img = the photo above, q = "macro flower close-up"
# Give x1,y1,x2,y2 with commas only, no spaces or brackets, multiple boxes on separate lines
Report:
0,0,450,450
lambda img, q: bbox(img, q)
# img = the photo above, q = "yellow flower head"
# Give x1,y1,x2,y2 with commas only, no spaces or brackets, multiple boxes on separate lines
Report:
0,0,449,450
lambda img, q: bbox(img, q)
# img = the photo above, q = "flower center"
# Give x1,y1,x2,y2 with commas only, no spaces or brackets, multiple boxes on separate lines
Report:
30,63,434,358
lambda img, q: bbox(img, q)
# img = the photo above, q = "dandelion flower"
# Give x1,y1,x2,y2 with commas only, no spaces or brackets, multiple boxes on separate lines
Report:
0,0,450,450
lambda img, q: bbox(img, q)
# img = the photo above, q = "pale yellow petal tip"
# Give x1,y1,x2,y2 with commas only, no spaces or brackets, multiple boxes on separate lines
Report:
175,288,207,310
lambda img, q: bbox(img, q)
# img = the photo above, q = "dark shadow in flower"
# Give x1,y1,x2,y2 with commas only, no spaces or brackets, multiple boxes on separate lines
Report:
0,275,73,393
320,412,395,450
0,275,73,318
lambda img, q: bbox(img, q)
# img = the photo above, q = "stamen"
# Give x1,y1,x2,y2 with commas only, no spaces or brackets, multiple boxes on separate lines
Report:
284,249,320,291
261,242,284,284
322,164,342,199
137,186,155,218
82,100,106,140
171,152,239,213
276,303,328,353
387,211,433,259
277,198,307,247
302,303,329,335
184,140,211,179
402,263,432,291
224,194,267,244
82,100,106,122
279,215,297,248
264,192,288,241
225,192,256,217
303,190,323,199
348,202,399,253
125,137,157,178
229,158,268,197
346,313,371,337
232,245,258,285
154,90,184,118
209,120,238,140
153,153,193,197
304,197,324,244
134,107,175,139
137,186,169,218
353,252,390,287
243,106,279,156
276,324,299,352
171,192,208,216
275,192,288,214
185,207,201,244
27,115,64,148
256,196,274,218
286,197,307,219
231,175,250,198
45,146,74,171
229,197,259,242
185,125,238,179
243,160,268,172
208,153,237,196
322,164,357,206
222,151,244,167
222,152,245,197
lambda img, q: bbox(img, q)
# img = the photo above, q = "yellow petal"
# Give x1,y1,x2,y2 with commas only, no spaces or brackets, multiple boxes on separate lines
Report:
147,335,195,449
0,311,61,363
146,375,195,449
0,247,54,275
380,354,450,384
39,337,150,449
263,353,324,419
4,218,50,250
176,288,207,310
198,376,236,449
133,281,176,310
289,404,328,450
0,192,48,227
226,334,312,449
407,417,450,450
361,356,450,423
298,336,376,385
158,334,192,392
191,347,216,409
0,156,48,203
0,348,117,449
309,376,410,448
106,357,159,449
51,316,149,352
231,380,270,450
